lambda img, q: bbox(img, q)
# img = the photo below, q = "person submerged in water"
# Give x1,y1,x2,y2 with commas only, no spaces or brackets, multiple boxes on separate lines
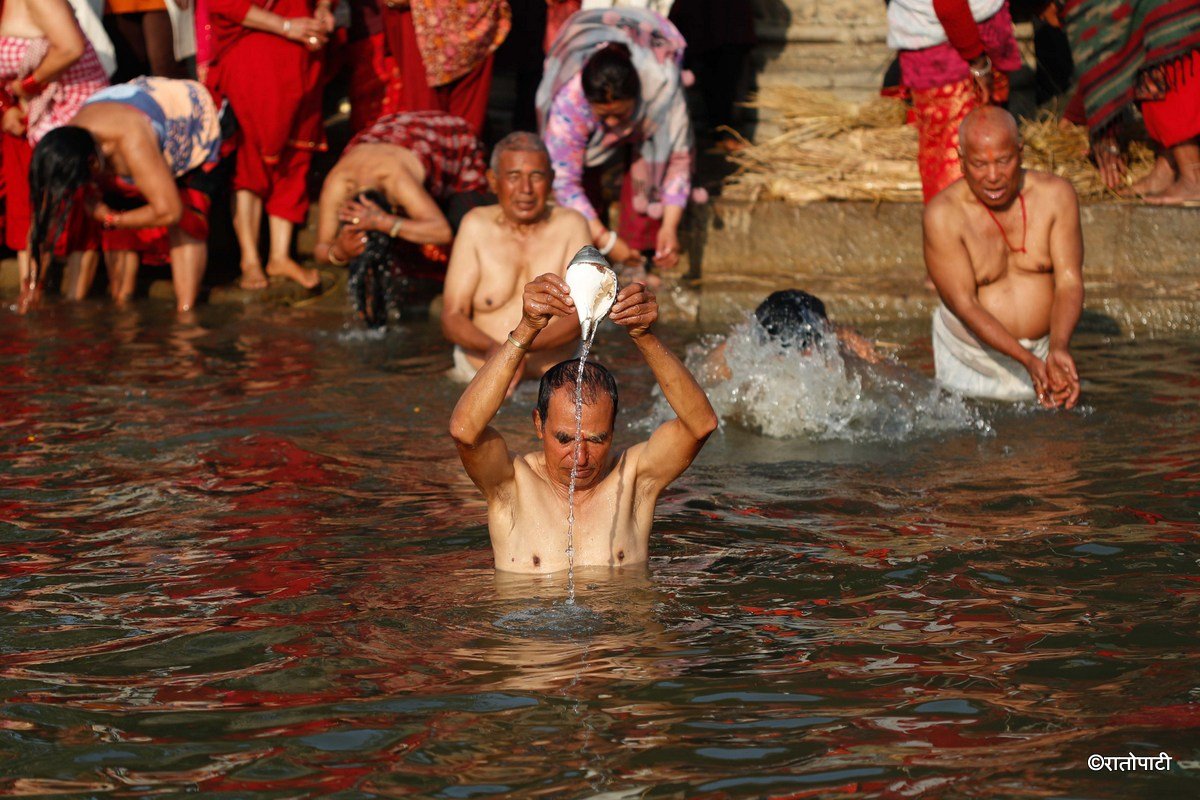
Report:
449,273,718,574
705,289,882,379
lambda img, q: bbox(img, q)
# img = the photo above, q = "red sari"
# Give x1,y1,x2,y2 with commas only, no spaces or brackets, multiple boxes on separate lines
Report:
207,0,327,224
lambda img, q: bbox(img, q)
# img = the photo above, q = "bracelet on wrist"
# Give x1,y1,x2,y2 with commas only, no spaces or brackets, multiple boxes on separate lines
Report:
19,75,45,97
507,332,530,351
327,246,347,266
598,230,617,256
968,55,992,78
102,211,119,230
281,18,293,37
388,217,403,238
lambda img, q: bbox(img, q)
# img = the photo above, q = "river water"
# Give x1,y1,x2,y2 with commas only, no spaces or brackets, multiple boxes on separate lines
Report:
1,302,1197,798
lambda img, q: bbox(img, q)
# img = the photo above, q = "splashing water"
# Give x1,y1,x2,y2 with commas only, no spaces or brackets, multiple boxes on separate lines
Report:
676,318,989,441
565,326,599,604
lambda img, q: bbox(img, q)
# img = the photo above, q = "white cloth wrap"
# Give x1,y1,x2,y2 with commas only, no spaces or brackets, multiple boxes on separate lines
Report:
886,0,1006,50
448,345,481,383
932,303,1049,401
65,0,116,77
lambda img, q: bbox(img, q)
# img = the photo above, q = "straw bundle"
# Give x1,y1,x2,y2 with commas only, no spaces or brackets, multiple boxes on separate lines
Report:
727,86,1153,204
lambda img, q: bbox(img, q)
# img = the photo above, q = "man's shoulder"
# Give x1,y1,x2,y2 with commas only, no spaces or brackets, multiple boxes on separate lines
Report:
458,203,496,227
547,205,587,223
924,181,968,227
1024,170,1079,203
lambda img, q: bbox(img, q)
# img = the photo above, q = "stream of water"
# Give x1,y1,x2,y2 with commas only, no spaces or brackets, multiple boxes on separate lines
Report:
564,325,599,605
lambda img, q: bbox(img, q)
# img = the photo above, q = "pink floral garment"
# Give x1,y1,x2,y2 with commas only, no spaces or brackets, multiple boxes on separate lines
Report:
411,0,511,87
536,7,694,221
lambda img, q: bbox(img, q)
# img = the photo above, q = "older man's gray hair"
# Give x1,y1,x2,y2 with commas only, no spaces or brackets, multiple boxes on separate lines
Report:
490,131,551,172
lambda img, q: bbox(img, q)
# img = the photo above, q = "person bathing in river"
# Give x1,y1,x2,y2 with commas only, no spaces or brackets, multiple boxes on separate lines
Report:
924,106,1084,408
312,110,492,291
704,289,883,380
442,132,591,389
449,274,718,574
27,76,223,313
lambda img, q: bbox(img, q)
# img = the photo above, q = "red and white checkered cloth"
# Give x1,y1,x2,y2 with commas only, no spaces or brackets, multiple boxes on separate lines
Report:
0,35,108,144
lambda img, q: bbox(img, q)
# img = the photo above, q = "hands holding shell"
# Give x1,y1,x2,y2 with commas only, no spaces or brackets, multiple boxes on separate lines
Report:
520,273,656,339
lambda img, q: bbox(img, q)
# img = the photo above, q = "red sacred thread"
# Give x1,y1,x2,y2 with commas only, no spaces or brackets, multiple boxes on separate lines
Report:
984,192,1027,254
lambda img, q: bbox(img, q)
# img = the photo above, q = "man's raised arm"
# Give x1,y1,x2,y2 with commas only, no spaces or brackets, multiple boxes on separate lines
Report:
924,198,1053,403
610,283,718,492
449,274,575,495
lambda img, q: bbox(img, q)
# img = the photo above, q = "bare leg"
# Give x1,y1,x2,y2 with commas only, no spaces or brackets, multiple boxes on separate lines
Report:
141,10,186,78
106,250,139,305
1147,141,1200,205
1124,151,1176,197
234,189,269,289
265,214,319,289
62,250,100,300
16,248,31,288
168,225,206,312
15,249,42,313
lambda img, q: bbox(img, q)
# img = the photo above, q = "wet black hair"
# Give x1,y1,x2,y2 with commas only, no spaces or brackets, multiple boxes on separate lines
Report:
28,126,98,274
346,189,401,328
536,359,619,425
581,43,640,105
754,290,829,349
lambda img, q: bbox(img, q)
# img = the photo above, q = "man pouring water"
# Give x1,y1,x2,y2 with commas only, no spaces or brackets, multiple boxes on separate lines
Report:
449,249,718,574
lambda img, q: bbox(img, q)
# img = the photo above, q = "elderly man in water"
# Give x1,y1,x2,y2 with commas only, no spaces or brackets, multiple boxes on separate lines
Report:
441,132,591,387
449,274,718,574
924,106,1084,408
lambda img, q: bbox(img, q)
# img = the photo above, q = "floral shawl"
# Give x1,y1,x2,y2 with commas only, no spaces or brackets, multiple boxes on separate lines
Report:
536,7,693,218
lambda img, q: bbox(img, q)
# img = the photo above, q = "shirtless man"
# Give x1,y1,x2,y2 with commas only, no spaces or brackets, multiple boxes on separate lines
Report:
924,106,1084,408
442,132,592,386
449,271,718,574
313,111,489,268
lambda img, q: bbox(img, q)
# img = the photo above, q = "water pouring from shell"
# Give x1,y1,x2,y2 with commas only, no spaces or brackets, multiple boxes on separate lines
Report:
565,246,618,342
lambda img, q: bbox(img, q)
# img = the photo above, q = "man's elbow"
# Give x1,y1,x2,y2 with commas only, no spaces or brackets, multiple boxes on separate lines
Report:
448,416,477,447
693,408,719,441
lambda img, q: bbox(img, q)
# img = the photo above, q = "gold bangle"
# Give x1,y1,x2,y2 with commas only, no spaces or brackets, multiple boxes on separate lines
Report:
388,217,403,238
507,333,529,351
327,246,347,266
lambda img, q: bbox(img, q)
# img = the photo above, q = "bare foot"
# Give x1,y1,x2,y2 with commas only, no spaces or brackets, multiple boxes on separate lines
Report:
16,284,42,314
239,262,269,290
266,258,320,290
1145,176,1200,205
1122,156,1175,197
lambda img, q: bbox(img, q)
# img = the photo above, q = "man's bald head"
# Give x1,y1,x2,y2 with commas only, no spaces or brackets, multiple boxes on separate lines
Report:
956,106,1024,208
959,106,1021,156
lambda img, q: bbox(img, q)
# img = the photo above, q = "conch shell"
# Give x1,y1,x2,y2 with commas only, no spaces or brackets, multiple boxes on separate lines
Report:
564,245,618,341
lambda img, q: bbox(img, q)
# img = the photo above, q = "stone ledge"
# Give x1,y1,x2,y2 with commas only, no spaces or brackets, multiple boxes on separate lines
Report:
686,199,1200,334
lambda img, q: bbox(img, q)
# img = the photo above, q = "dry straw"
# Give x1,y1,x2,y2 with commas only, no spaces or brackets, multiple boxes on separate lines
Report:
727,86,1154,204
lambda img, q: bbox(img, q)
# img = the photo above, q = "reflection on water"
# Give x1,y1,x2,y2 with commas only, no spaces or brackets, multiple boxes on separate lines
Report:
671,317,987,441
1,303,1198,798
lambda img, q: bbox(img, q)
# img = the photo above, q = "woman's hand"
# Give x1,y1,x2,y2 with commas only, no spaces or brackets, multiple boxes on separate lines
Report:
654,225,680,269
1091,135,1126,190
328,226,368,264
339,195,392,235
315,1,336,33
2,106,26,137
281,16,328,51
